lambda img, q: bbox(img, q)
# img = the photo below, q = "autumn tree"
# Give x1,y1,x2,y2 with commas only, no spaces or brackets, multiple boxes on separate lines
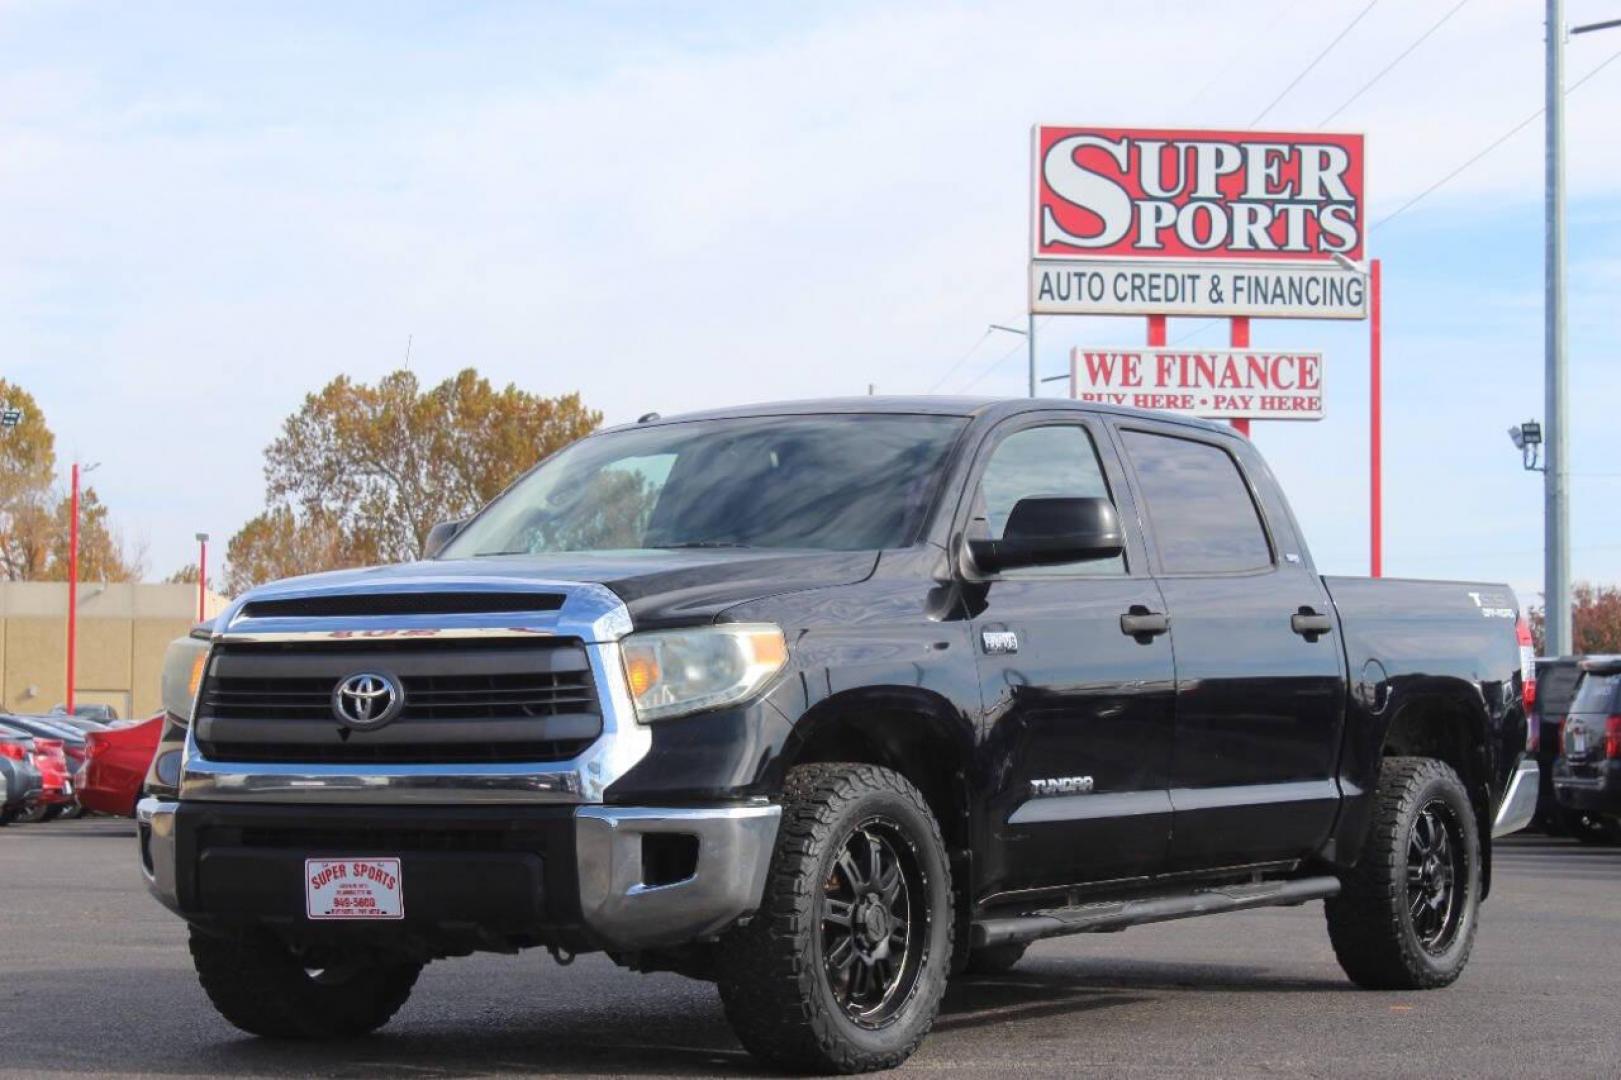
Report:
1530,583,1621,655
0,379,57,579
225,369,601,592
0,378,141,582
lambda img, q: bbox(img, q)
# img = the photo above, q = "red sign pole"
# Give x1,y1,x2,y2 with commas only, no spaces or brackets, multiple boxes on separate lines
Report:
1147,315,1166,348
66,462,79,713
1370,258,1383,578
1229,317,1252,438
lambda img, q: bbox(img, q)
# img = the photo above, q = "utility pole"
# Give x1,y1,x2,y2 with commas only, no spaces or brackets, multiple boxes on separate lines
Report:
1027,313,1037,397
1545,0,1570,655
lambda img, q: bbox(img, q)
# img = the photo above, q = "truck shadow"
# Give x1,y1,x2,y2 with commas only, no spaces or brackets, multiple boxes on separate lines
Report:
5,957,1350,1078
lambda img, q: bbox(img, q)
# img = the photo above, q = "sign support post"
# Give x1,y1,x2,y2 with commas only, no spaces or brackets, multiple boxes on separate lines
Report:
1370,258,1382,578
1229,317,1251,438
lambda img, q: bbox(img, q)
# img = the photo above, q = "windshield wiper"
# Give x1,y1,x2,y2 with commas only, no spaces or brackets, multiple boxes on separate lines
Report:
651,541,754,549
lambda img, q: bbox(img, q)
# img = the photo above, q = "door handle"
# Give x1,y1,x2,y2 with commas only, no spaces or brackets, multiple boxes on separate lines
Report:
1120,606,1169,643
1291,607,1334,641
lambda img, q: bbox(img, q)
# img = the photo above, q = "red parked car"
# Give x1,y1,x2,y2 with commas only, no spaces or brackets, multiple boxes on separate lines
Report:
30,737,74,812
76,712,162,817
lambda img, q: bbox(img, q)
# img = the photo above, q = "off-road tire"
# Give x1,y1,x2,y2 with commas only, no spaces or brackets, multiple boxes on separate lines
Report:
716,762,953,1074
1568,812,1621,846
962,942,1029,976
189,926,422,1039
1326,756,1480,990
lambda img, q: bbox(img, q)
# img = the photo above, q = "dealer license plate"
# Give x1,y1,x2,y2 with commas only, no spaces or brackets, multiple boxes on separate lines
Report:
305,858,404,920
1570,728,1588,756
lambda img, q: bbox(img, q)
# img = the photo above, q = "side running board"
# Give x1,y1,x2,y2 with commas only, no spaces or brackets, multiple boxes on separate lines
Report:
971,876,1342,950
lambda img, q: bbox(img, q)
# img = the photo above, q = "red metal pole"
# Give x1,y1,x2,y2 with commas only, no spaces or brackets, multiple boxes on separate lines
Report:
1229,317,1252,438
1370,258,1383,579
1147,315,1166,347
197,537,207,622
66,462,79,713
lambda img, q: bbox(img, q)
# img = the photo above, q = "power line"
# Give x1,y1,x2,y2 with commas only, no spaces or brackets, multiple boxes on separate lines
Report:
1319,0,1471,125
1376,45,1621,229
959,318,1052,392
926,327,995,393
1251,0,1381,126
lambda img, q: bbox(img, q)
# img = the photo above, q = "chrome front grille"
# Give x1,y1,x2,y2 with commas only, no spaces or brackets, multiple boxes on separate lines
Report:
202,669,597,722
193,638,603,766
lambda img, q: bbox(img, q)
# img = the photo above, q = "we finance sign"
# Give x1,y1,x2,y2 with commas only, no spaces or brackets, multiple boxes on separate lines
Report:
1070,347,1325,421
1031,127,1366,319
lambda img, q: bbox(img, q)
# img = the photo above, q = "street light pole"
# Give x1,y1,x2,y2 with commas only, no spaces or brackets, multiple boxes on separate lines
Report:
196,532,210,622
66,463,81,713
1544,0,1572,655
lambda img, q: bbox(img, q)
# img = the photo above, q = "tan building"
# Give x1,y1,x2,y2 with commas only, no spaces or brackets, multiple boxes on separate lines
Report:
0,582,228,719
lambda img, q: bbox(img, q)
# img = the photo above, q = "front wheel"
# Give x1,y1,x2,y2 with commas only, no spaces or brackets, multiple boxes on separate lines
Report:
1326,757,1481,990
716,762,953,1074
189,927,422,1039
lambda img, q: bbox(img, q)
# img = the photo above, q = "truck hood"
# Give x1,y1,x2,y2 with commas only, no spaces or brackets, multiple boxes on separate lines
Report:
238,549,881,630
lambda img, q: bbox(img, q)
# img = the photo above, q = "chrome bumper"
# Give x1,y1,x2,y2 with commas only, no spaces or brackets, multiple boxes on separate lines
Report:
136,797,182,916
576,803,781,950
136,796,781,951
1492,756,1539,838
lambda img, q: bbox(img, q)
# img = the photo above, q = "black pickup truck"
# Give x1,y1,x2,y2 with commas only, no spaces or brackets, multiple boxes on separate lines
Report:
139,398,1538,1073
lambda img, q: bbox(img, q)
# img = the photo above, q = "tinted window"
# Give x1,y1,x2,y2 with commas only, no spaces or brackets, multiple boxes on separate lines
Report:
973,425,1125,576
442,414,966,556
1536,661,1584,720
1569,671,1621,716
1122,430,1272,573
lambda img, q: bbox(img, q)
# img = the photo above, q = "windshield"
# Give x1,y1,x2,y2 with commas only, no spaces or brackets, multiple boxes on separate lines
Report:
441,413,967,557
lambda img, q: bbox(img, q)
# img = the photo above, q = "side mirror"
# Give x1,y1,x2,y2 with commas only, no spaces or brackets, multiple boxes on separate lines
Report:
967,496,1124,574
423,519,465,559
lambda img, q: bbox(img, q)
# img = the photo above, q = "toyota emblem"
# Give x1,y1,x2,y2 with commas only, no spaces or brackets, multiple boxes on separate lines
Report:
331,672,405,729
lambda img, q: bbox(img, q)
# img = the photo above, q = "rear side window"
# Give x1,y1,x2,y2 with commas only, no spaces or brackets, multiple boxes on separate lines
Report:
1121,430,1272,574
1536,662,1583,719
1569,671,1621,716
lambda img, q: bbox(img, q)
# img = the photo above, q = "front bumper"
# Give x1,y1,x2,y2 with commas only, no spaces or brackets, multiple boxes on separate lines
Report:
1492,757,1540,838
136,796,779,954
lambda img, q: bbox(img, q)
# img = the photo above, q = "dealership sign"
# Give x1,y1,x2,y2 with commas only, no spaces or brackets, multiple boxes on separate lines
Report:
1069,347,1324,421
1031,126,1366,318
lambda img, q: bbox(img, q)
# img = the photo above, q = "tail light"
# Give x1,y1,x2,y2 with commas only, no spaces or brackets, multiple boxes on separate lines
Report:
35,737,63,756
0,741,27,761
1516,615,1537,718
86,737,108,759
1607,716,1621,761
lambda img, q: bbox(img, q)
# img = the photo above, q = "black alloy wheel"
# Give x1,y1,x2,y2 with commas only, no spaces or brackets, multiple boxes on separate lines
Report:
820,819,927,1029
1407,800,1464,954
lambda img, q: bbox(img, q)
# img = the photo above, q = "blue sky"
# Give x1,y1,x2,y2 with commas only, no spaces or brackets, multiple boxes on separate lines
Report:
2,0,1618,599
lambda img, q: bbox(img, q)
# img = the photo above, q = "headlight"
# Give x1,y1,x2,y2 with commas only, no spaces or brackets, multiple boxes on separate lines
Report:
619,624,788,722
159,629,212,726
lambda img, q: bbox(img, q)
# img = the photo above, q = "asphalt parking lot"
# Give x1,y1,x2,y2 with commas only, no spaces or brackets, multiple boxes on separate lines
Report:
1,821,1617,1079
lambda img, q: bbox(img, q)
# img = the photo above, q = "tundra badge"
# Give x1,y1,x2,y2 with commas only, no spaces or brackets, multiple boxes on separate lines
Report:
1031,776,1095,797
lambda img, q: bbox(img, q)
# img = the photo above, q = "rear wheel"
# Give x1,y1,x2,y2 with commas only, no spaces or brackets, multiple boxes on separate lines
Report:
1568,812,1621,845
189,927,422,1039
1326,757,1481,990
716,763,953,1074
39,804,65,822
